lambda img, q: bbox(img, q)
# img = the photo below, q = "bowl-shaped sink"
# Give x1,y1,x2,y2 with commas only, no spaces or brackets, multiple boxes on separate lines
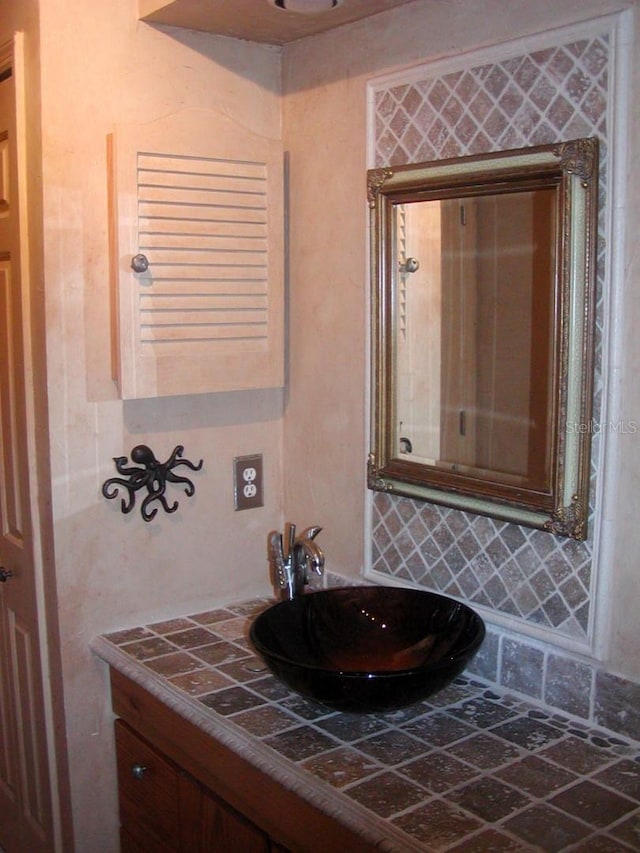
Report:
249,586,485,712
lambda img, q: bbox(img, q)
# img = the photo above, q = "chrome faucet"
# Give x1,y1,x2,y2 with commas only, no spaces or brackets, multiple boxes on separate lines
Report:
268,523,324,600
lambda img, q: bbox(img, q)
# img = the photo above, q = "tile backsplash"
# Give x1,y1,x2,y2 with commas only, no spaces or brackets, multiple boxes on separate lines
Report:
364,18,639,732
368,22,610,649
371,495,593,641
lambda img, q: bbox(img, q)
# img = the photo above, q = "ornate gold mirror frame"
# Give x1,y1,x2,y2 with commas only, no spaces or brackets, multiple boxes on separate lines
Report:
368,138,598,540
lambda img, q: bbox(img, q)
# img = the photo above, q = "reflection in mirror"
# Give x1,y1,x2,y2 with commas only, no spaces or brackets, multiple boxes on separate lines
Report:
397,188,556,490
368,139,598,539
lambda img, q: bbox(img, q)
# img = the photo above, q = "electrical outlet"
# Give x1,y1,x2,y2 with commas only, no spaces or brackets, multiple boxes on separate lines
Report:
233,454,263,511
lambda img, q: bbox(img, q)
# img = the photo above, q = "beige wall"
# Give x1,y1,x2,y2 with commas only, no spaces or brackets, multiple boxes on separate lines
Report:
2,0,639,849
35,1,284,848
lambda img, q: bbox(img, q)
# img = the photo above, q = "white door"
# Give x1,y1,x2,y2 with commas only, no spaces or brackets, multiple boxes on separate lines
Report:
0,36,62,853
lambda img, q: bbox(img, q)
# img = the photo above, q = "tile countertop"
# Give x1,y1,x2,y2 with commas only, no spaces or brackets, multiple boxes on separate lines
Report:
92,597,640,853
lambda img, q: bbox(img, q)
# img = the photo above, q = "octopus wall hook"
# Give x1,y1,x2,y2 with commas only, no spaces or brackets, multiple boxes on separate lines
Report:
102,445,203,522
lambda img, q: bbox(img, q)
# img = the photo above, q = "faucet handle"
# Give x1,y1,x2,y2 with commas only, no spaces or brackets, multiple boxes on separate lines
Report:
299,525,322,541
268,531,287,588
284,522,296,560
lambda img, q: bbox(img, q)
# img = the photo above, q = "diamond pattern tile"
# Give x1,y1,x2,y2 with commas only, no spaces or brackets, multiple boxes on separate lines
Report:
370,33,610,641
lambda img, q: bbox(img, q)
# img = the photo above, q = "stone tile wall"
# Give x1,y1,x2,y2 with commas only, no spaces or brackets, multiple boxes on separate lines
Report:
365,20,640,729
368,24,610,647
468,622,640,743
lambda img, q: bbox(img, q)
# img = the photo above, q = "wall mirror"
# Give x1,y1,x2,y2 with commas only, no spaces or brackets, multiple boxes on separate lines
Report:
368,138,598,540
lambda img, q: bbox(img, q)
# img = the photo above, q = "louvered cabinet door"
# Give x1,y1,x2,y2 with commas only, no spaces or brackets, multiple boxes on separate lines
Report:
109,109,284,399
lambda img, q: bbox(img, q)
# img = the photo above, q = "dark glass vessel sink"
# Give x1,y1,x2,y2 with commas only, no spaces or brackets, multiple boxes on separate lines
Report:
249,586,485,712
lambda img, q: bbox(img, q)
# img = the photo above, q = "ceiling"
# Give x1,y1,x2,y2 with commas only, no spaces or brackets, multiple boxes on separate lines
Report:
138,0,420,45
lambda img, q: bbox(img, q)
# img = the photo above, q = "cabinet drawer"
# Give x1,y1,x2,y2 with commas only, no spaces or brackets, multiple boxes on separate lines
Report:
115,719,180,851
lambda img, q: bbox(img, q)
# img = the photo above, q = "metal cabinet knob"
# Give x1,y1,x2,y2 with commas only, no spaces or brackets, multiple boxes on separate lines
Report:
131,763,148,780
0,567,14,582
399,257,420,274
130,254,149,273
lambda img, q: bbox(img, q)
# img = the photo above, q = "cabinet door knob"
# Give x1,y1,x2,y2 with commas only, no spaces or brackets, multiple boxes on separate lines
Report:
131,763,148,780
130,254,149,273
0,567,14,582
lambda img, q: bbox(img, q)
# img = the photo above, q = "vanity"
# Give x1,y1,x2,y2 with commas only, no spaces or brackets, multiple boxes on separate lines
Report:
110,671,373,852
94,596,640,853
95,598,407,853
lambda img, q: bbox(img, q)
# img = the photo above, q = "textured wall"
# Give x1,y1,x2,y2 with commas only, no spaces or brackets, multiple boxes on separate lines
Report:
37,2,284,847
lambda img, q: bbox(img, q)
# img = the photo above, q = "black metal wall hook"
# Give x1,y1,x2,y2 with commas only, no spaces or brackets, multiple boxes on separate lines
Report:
102,445,203,522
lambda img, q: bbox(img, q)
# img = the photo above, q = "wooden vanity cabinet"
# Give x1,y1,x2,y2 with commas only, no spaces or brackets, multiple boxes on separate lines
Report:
116,720,270,852
116,719,180,852
110,669,378,853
